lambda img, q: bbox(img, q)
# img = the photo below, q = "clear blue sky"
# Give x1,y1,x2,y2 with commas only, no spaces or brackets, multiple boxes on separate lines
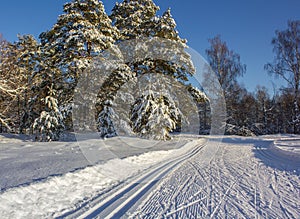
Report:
1,0,299,94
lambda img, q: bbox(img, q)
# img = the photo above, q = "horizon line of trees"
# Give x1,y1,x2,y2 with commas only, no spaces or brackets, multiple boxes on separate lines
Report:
0,0,299,140
201,20,300,136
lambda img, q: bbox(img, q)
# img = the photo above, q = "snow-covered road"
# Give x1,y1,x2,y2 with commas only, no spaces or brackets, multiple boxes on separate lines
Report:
0,135,299,218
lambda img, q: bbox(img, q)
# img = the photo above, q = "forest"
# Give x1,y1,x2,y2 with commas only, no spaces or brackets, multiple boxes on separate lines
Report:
0,0,299,141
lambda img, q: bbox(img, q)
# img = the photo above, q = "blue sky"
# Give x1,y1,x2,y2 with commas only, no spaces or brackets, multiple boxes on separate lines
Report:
0,0,299,94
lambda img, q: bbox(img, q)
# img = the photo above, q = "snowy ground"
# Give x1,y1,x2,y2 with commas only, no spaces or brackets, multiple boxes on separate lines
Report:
0,134,299,218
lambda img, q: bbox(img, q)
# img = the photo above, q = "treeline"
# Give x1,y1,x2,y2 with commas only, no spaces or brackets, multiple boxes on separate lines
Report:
0,0,299,140
201,21,300,136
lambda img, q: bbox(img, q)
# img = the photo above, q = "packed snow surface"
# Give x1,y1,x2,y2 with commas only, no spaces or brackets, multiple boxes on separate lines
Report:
0,134,299,218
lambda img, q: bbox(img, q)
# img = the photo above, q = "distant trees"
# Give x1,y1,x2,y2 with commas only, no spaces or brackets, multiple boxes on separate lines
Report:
265,20,300,133
203,26,300,136
205,35,247,134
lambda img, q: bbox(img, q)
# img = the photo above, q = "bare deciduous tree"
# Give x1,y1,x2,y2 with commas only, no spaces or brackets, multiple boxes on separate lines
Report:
265,20,300,133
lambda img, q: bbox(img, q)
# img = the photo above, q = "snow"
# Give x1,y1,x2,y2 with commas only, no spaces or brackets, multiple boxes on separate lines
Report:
0,134,299,218
0,134,197,218
274,138,300,154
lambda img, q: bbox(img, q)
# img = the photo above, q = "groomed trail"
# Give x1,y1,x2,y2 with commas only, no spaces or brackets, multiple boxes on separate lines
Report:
61,136,300,219
59,139,207,219
0,135,299,218
128,137,300,219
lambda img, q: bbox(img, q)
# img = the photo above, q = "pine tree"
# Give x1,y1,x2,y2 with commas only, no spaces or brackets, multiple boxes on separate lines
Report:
33,86,64,141
130,90,180,140
110,0,159,40
108,1,198,139
32,35,65,141
14,35,41,134
96,64,134,136
38,0,119,134
39,0,118,91
96,100,117,138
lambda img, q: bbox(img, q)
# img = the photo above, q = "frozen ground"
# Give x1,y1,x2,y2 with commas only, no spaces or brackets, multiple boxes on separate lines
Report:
0,134,299,218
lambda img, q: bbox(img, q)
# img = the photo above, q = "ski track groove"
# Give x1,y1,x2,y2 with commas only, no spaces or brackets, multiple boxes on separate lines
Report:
160,174,193,216
54,138,300,218
61,140,206,219
212,145,260,217
132,139,299,218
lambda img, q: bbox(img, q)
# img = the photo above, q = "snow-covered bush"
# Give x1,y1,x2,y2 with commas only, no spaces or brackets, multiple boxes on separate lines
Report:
225,124,255,137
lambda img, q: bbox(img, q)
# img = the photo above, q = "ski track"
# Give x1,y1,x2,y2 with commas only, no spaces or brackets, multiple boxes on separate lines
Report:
130,139,300,219
1,136,299,218
61,139,207,219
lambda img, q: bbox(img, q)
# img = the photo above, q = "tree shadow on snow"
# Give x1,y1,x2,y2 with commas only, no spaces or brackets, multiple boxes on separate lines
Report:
209,136,300,175
252,139,300,175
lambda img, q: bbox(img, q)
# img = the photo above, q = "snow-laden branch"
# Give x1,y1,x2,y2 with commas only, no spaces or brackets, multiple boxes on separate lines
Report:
0,113,11,131
0,84,24,97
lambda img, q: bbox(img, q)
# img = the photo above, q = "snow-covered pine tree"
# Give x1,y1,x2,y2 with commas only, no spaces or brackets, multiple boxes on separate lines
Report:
14,35,41,134
38,0,119,132
33,86,64,141
109,1,198,139
148,95,180,140
39,0,118,97
96,99,117,138
130,90,155,135
130,90,180,140
31,34,66,141
96,64,134,136
110,0,159,40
